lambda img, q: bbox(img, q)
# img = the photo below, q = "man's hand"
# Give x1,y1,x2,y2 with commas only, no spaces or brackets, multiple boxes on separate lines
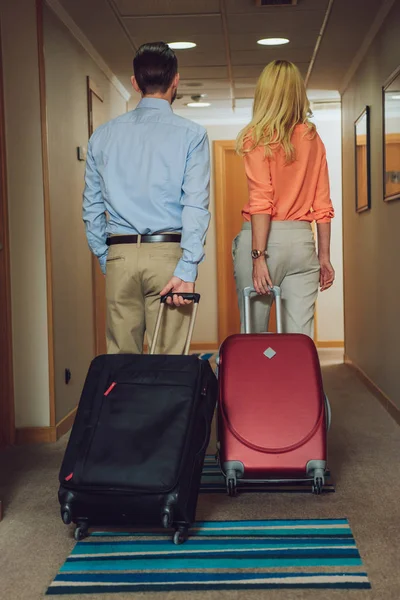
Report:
319,258,335,291
160,276,195,307
253,258,273,295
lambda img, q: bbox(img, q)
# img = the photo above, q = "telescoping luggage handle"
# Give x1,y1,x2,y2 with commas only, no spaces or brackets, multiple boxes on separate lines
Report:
243,286,283,334
150,293,201,356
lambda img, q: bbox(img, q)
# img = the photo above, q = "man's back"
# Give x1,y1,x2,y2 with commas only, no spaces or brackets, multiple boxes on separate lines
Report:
82,41,211,355
89,98,208,236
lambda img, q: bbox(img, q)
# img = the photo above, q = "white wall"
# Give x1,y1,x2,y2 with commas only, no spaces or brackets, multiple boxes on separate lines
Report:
44,5,127,424
177,108,344,345
311,105,344,342
0,0,50,428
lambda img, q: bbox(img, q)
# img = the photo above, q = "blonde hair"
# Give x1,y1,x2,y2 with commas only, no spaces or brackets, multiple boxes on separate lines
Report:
236,60,316,163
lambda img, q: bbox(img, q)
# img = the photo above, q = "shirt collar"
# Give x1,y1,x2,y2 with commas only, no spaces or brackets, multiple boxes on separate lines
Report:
137,97,172,112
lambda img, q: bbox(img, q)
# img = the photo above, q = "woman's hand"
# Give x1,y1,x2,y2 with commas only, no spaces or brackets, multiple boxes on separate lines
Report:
252,258,273,295
319,258,335,291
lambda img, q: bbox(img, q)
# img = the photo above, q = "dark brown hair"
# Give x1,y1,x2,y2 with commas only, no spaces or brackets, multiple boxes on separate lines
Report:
133,42,178,95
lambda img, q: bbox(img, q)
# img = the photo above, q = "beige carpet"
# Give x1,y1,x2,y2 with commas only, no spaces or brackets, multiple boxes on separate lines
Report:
1,350,400,600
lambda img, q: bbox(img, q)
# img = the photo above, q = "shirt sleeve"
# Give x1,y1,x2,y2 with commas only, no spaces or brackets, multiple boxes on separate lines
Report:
82,140,108,274
174,130,211,283
244,145,276,216
312,150,334,224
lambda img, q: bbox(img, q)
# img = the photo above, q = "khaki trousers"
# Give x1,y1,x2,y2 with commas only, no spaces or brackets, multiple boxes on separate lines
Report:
233,221,320,337
105,240,191,354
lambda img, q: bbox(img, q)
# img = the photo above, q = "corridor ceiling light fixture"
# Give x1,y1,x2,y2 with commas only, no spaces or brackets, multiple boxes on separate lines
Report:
187,102,211,107
392,94,400,99
257,38,290,46
168,42,196,50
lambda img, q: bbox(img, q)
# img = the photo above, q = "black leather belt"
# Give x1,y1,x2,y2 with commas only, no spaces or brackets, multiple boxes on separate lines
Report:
106,234,181,246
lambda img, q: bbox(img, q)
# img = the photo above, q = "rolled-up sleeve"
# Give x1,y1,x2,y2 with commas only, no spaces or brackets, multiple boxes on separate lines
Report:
174,130,211,283
312,151,334,223
244,145,276,216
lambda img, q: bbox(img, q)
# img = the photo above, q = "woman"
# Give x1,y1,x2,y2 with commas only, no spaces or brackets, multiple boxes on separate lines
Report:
233,60,335,337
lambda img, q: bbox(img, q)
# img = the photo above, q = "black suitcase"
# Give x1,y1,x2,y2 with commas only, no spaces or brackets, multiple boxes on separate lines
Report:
58,294,217,544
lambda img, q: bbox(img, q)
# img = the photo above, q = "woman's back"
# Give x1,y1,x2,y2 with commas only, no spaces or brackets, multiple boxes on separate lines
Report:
242,124,333,224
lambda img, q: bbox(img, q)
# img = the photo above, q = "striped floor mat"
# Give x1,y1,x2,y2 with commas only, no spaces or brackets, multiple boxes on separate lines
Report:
201,455,335,493
47,519,370,594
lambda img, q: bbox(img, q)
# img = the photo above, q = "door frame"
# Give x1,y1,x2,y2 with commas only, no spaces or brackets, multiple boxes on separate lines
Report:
214,139,318,344
0,26,15,448
86,77,105,356
214,140,237,345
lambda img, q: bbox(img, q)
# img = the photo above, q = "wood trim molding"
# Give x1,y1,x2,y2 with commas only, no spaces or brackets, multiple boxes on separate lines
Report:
45,0,131,101
87,77,104,103
36,0,56,428
16,426,57,445
0,25,15,448
345,354,400,426
56,407,77,439
16,408,76,445
143,342,219,353
317,341,344,348
214,140,232,346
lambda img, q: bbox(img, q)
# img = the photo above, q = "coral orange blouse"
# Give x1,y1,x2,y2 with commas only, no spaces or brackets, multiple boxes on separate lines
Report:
242,125,334,224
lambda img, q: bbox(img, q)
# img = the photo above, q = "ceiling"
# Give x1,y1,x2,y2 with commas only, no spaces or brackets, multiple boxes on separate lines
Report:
56,0,386,116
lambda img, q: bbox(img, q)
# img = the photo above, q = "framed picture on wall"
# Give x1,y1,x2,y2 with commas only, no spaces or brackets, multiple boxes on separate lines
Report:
383,66,400,202
354,106,371,213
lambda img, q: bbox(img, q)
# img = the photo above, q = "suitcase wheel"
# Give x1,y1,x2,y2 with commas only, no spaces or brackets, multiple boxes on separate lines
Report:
162,511,173,529
312,477,324,495
227,477,237,497
173,526,189,545
74,524,89,542
61,506,72,525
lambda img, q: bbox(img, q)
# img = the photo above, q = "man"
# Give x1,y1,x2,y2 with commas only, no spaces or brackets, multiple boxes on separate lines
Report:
83,42,210,354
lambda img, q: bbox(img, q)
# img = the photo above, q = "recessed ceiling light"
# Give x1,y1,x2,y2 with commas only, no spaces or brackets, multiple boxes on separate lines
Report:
187,102,211,108
257,38,290,46
168,42,196,50
392,94,400,100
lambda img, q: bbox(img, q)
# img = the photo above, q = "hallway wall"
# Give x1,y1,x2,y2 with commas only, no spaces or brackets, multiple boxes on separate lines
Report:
342,0,400,408
311,105,344,343
0,0,50,428
43,5,127,424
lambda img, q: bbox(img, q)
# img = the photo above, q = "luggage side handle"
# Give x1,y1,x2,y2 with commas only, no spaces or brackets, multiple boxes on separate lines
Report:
243,286,283,334
150,293,201,356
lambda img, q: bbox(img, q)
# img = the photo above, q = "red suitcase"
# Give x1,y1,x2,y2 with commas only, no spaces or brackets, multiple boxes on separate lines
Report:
217,286,330,497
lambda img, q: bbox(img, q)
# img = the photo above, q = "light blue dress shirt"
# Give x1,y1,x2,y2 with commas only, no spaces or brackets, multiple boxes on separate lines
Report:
82,98,211,282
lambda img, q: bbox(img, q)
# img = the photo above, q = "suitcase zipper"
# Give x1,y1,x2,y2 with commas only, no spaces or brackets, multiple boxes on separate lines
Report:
104,382,117,396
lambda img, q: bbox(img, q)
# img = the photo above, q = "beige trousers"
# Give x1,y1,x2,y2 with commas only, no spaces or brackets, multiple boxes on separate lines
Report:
233,221,320,337
105,241,191,354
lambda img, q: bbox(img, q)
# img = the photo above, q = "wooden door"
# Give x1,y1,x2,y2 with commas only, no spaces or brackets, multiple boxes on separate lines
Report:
214,140,318,345
87,77,107,356
214,140,277,344
0,29,15,453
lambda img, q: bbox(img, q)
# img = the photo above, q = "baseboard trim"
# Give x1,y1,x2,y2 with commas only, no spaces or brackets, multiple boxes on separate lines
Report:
56,407,77,439
16,426,57,445
317,341,344,348
344,354,400,426
15,408,77,445
143,342,219,353
190,342,219,351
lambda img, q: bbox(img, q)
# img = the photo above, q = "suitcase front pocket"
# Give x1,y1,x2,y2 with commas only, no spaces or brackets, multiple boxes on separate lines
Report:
78,379,196,493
